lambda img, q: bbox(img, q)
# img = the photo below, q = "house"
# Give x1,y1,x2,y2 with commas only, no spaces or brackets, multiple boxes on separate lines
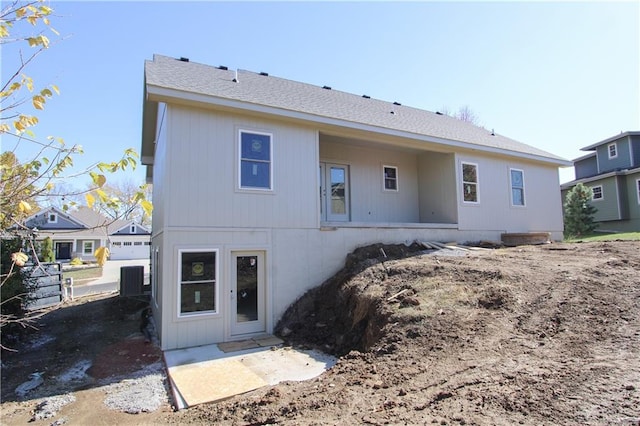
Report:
141,54,571,351
561,131,640,232
24,207,151,261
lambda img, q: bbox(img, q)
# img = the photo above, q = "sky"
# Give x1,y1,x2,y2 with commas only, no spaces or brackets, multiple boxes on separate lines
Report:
2,0,639,188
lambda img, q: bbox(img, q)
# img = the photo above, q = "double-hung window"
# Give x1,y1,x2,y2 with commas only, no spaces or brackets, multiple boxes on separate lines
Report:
83,241,94,255
510,169,525,206
608,143,617,159
592,185,603,200
239,130,272,190
179,250,217,315
383,165,398,191
461,162,479,203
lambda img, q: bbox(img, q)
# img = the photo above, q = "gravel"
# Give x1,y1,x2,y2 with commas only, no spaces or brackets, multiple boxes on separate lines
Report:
102,362,167,414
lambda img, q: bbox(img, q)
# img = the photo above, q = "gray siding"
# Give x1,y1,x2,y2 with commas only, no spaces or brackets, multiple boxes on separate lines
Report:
597,137,632,173
417,152,457,223
574,155,598,179
588,176,620,222
319,138,420,223
26,211,84,230
164,105,318,230
631,136,640,167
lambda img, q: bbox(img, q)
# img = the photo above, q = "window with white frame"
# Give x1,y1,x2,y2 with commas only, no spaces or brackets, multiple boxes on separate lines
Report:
637,179,640,204
83,241,94,255
461,162,479,203
130,225,136,233
179,250,217,315
383,165,398,191
510,169,525,206
239,130,272,190
48,213,57,223
591,185,603,200
608,143,617,159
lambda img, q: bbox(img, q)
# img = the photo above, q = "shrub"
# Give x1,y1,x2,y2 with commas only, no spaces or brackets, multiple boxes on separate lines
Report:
564,183,598,238
70,257,83,266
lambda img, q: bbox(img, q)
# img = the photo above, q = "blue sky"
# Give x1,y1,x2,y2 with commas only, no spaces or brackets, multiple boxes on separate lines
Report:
3,1,639,186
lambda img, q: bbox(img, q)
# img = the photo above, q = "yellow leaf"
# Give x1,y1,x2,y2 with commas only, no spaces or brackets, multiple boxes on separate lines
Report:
85,192,95,208
18,200,32,212
12,252,29,267
91,173,106,188
96,188,108,202
141,200,154,217
94,247,110,267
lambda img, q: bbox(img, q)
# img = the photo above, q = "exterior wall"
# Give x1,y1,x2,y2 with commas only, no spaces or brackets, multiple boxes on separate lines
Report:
151,103,168,231
319,139,420,223
455,154,564,234
596,137,632,173
574,155,598,179
164,105,318,229
632,136,640,167
586,176,621,222
417,152,457,223
109,235,151,260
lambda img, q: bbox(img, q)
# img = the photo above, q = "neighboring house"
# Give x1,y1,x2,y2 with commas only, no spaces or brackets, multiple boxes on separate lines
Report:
23,207,151,261
561,131,640,233
141,54,571,351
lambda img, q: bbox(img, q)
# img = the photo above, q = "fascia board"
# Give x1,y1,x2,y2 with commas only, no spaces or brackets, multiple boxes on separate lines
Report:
146,85,572,167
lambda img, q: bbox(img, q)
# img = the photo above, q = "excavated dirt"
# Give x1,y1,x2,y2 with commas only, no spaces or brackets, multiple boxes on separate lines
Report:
1,241,639,425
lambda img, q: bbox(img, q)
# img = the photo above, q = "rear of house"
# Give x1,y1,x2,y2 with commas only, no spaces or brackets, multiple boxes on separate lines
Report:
141,55,570,350
562,131,640,232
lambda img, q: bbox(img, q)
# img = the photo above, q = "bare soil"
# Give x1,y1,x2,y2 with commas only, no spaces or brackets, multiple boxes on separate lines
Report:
2,241,639,425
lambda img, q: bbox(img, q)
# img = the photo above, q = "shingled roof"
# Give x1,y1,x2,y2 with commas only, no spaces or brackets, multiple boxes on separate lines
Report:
142,54,569,166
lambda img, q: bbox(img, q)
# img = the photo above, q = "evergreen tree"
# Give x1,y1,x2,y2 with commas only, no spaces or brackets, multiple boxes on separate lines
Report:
564,183,598,237
41,237,54,262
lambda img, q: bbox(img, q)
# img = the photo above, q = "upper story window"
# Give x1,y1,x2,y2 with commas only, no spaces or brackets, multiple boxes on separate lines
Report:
510,169,525,206
383,165,398,191
239,130,272,190
608,143,617,159
636,179,640,205
130,225,136,233
592,185,603,200
461,162,479,203
48,213,57,223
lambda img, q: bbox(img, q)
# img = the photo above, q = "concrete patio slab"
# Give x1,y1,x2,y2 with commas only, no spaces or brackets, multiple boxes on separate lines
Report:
164,339,336,409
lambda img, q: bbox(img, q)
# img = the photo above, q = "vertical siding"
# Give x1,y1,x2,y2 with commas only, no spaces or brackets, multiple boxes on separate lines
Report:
456,154,564,233
417,152,457,223
152,103,168,231
164,106,317,229
319,139,420,223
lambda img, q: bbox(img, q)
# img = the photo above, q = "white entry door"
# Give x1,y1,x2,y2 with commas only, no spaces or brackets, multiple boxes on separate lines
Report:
320,163,350,222
230,251,266,336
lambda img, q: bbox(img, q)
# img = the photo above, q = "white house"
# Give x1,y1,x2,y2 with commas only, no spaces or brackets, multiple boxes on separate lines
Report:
141,55,571,351
24,207,151,261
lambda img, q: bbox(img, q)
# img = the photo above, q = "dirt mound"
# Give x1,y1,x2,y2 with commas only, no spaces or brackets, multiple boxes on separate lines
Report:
173,241,640,425
275,242,424,355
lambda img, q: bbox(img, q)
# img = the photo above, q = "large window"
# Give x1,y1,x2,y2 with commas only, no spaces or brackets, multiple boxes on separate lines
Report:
239,130,272,190
383,165,398,191
461,162,479,203
592,185,603,200
636,179,640,205
608,143,617,159
510,169,525,206
178,250,217,315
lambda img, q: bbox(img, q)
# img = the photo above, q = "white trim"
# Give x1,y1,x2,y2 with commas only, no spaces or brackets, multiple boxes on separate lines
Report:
591,185,603,201
607,142,618,159
382,165,399,192
177,248,219,318
48,212,58,224
237,129,273,191
461,161,480,204
509,168,526,207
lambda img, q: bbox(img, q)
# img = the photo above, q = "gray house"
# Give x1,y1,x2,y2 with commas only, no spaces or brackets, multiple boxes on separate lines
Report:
24,207,151,261
141,55,570,351
561,131,640,232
